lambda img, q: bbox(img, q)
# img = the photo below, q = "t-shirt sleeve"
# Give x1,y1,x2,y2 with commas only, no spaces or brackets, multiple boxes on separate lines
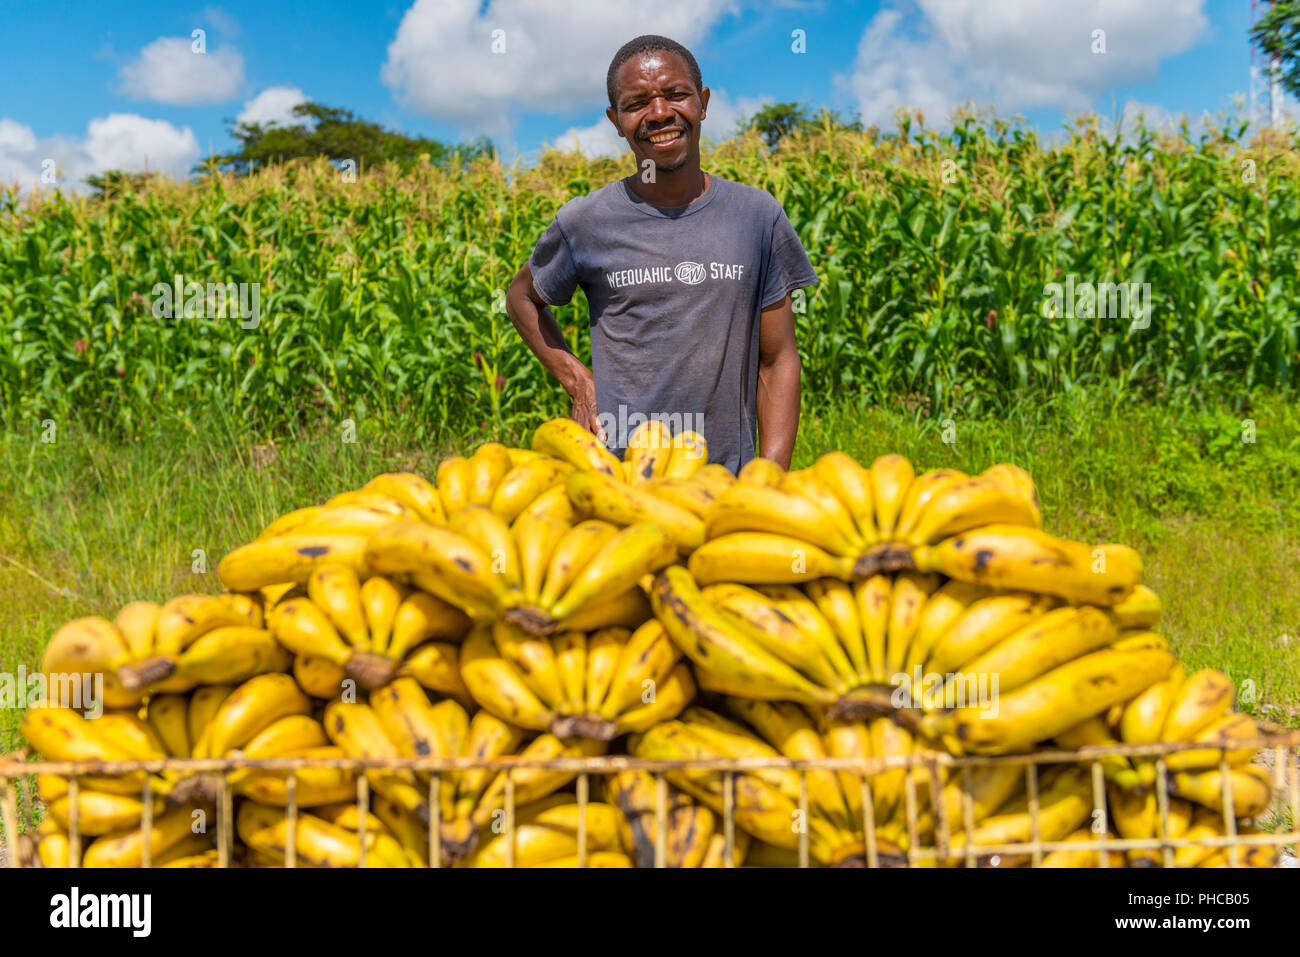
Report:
760,203,818,309
527,216,580,306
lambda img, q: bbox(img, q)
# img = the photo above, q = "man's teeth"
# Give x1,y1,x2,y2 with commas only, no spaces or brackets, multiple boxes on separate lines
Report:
649,131,680,143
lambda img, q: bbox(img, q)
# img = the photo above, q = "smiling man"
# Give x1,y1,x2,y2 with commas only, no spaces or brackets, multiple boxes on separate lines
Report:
506,35,817,472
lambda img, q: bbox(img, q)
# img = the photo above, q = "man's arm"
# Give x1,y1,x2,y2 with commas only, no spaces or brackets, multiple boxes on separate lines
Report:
506,263,608,443
756,293,801,469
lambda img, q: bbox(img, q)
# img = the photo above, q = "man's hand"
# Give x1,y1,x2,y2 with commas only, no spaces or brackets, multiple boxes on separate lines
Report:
569,370,608,445
506,263,608,444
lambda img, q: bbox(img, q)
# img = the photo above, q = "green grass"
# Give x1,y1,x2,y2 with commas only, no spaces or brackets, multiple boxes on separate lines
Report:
3,387,1298,755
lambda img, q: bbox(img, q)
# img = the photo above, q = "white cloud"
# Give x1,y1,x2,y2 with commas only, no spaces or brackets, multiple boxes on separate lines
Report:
843,0,1209,129
0,114,200,193
119,35,244,105
381,0,738,135
237,87,309,128
550,89,769,158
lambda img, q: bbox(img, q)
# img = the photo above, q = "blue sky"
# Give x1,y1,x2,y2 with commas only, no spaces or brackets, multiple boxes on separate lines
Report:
0,0,1283,190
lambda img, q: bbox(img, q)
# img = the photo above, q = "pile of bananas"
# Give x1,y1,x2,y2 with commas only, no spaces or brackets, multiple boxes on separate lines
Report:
16,418,1284,868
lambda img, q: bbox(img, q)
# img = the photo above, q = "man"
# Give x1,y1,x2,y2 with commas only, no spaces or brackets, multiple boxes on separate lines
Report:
506,34,816,472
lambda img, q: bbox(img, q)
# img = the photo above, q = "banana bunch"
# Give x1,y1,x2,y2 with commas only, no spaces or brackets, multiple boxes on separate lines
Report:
620,419,710,483
314,683,606,860
460,795,633,867
1115,667,1270,809
933,764,1096,866
556,419,729,553
460,619,694,739
21,704,177,800
238,801,415,868
365,503,668,635
219,449,575,593
39,593,271,706
689,452,1040,581
433,441,575,522
603,770,750,867
651,563,1165,721
267,562,473,695
917,632,1177,755
629,704,911,866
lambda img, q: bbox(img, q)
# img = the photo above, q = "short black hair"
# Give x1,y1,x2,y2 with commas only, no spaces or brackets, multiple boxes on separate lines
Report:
606,35,702,110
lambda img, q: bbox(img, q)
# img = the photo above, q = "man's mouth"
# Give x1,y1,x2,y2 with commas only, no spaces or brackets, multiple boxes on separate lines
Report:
644,129,684,149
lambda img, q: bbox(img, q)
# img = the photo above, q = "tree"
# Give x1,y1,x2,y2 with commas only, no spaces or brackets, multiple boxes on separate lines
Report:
1251,0,1300,99
744,102,865,149
210,101,494,175
745,102,811,149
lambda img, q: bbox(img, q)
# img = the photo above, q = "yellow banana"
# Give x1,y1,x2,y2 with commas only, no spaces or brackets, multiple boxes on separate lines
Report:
360,575,407,655
308,564,369,649
1161,669,1236,742
945,605,1118,696
365,521,519,619
624,419,674,483
662,429,709,479
1110,584,1163,630
146,693,190,758
39,616,138,709
489,456,573,522
467,442,514,505
924,591,1057,677
218,533,370,591
903,472,1041,546
294,653,348,699
869,454,915,540
883,571,940,680
197,673,311,758
546,523,676,621
810,450,878,546
565,469,705,552
892,468,967,541
738,457,785,486
363,472,447,525
448,503,523,590
532,417,622,476
1170,765,1272,818
387,590,471,661
537,519,620,609
911,525,1142,606
513,512,571,604
399,642,474,708
707,481,863,557
651,566,837,707
436,455,473,515
512,484,575,526
921,643,1177,754
688,532,856,585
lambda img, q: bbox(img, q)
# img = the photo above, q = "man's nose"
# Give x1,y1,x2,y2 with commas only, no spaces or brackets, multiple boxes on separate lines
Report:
644,97,675,124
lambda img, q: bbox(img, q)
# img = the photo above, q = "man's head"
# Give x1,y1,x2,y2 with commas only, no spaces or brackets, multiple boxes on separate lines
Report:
605,35,708,174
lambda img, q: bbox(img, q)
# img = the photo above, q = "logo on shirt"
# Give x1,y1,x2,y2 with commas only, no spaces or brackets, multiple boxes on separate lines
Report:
674,261,706,285
604,261,746,289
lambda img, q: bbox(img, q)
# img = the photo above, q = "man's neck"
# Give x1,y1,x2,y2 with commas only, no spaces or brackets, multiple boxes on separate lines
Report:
625,167,709,208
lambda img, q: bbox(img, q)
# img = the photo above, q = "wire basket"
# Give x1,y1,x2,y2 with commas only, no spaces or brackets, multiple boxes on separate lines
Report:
3,732,1297,868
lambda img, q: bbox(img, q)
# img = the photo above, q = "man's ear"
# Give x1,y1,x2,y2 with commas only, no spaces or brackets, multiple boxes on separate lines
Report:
606,106,623,137
700,86,710,119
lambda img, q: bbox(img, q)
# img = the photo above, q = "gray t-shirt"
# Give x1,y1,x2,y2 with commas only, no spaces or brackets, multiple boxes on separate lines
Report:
527,173,817,473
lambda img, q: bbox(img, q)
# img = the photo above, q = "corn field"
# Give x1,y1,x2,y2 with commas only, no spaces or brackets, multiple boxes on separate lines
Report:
1,113,1297,438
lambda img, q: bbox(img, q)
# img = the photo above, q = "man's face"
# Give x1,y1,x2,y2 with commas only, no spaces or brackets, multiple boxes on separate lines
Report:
607,51,708,174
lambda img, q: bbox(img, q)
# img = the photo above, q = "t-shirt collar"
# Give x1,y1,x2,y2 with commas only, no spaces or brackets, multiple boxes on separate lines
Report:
619,172,717,219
